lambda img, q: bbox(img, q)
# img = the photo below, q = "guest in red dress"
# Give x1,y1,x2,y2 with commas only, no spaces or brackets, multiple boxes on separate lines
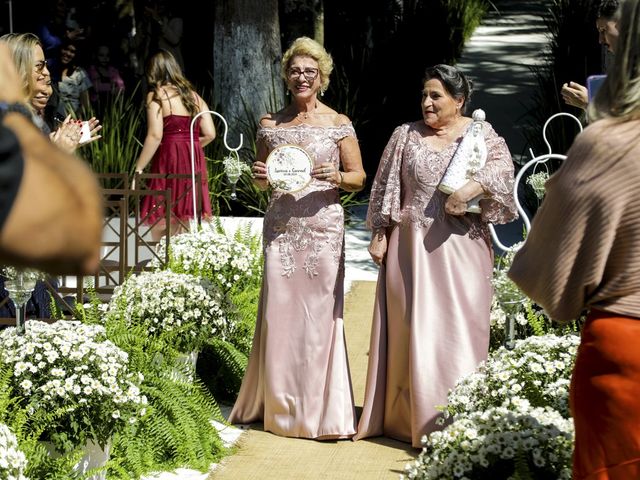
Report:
134,49,215,241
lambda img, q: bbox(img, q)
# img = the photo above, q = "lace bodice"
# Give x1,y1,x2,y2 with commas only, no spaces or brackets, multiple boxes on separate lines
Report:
259,123,357,278
367,121,517,234
258,123,356,201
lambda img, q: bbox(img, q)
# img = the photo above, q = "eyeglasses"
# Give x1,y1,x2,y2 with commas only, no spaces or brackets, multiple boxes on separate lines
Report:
287,67,319,82
34,60,48,72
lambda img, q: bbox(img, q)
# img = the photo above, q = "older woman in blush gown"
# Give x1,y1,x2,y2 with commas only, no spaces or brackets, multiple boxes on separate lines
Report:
228,37,366,439
355,64,517,448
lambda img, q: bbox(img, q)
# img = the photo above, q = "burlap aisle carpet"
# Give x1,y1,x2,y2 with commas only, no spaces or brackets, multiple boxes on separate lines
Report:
209,281,417,480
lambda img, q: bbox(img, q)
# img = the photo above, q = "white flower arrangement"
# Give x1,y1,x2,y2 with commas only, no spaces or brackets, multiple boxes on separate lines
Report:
404,402,573,480
526,171,550,200
0,321,147,452
108,271,228,351
445,334,579,420
152,227,258,292
222,154,251,184
492,246,525,313
0,423,28,480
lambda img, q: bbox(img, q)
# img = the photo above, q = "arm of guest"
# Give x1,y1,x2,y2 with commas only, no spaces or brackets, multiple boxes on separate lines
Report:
470,123,518,224
134,92,163,173
337,123,366,192
251,136,269,191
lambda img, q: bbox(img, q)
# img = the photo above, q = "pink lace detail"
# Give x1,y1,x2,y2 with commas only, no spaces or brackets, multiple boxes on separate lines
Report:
260,124,354,277
367,120,517,233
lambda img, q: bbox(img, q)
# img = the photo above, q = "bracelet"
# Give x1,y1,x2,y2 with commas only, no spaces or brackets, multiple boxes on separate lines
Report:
0,102,33,122
338,171,344,185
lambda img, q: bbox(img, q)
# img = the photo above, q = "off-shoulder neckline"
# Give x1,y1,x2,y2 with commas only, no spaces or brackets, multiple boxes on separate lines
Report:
259,122,353,130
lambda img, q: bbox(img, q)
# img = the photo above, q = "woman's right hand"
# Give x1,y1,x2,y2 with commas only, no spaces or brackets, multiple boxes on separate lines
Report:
252,160,269,189
51,116,82,153
369,229,388,267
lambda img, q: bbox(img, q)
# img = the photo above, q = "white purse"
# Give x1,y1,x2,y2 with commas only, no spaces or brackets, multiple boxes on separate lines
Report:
438,109,487,213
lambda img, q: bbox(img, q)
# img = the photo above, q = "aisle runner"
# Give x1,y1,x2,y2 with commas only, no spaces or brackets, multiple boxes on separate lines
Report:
208,281,416,480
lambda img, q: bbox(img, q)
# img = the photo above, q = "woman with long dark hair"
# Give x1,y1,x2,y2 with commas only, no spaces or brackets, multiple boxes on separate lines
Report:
134,49,215,240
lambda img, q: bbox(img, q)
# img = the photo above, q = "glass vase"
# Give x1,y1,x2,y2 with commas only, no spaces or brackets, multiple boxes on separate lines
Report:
4,272,37,335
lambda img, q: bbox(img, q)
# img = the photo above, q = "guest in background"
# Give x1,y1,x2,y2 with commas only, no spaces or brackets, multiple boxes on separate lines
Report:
354,64,517,448
229,37,366,440
561,0,620,109
35,0,85,59
134,50,215,241
509,1,640,477
88,44,125,115
49,38,92,118
145,0,185,72
0,32,101,151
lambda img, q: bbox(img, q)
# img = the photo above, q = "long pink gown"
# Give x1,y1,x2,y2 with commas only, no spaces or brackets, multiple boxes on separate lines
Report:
355,120,517,448
140,115,212,224
228,123,357,439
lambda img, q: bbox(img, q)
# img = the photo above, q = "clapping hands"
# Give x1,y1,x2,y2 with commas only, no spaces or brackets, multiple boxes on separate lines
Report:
51,116,102,152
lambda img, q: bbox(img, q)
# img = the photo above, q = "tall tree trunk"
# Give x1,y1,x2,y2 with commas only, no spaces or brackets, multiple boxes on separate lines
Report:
213,0,283,142
312,0,324,46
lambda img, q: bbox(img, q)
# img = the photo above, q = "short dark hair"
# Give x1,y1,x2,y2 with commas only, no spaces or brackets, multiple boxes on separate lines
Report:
597,0,620,19
423,64,473,114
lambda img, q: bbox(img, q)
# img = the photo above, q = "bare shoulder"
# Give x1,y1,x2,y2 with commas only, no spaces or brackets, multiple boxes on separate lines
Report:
258,112,281,128
334,113,353,127
145,91,159,108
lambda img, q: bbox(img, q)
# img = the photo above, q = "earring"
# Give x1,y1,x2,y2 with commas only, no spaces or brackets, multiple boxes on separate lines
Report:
320,89,325,97
286,89,290,96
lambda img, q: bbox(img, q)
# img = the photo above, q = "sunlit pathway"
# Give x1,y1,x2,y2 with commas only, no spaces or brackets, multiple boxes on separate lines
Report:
456,0,551,248
208,281,416,480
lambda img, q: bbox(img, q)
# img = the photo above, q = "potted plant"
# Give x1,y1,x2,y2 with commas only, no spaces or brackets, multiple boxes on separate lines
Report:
107,271,229,379
152,225,259,294
0,321,147,479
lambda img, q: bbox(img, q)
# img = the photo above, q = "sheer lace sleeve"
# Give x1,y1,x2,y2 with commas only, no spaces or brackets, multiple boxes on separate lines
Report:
366,124,409,230
472,122,518,225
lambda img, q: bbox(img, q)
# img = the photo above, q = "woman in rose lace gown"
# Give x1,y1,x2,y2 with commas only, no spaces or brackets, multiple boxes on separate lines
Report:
229,37,366,439
354,65,517,448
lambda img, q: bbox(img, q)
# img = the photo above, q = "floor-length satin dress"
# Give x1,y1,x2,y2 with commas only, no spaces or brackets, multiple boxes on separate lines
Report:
355,120,517,447
228,123,357,439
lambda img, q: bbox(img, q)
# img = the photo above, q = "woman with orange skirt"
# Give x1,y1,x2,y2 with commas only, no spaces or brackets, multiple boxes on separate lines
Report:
509,3,640,478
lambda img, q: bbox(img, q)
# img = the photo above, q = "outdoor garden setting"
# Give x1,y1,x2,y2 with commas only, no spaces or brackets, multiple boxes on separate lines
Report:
0,0,618,478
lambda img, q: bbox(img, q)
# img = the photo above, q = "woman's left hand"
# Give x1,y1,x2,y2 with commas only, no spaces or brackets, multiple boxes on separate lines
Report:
313,162,340,186
445,193,468,216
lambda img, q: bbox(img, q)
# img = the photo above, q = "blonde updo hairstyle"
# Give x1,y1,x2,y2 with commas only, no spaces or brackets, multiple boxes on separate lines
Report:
281,36,333,94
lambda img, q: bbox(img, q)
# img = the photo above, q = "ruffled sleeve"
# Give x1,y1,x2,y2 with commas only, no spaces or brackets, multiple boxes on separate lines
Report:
472,122,518,224
366,124,409,230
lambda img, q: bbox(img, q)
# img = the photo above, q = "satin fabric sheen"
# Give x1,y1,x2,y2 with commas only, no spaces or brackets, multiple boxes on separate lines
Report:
356,120,517,447
228,124,357,439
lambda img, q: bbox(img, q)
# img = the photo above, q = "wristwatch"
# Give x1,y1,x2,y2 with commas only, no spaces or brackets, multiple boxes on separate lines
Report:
0,102,33,122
